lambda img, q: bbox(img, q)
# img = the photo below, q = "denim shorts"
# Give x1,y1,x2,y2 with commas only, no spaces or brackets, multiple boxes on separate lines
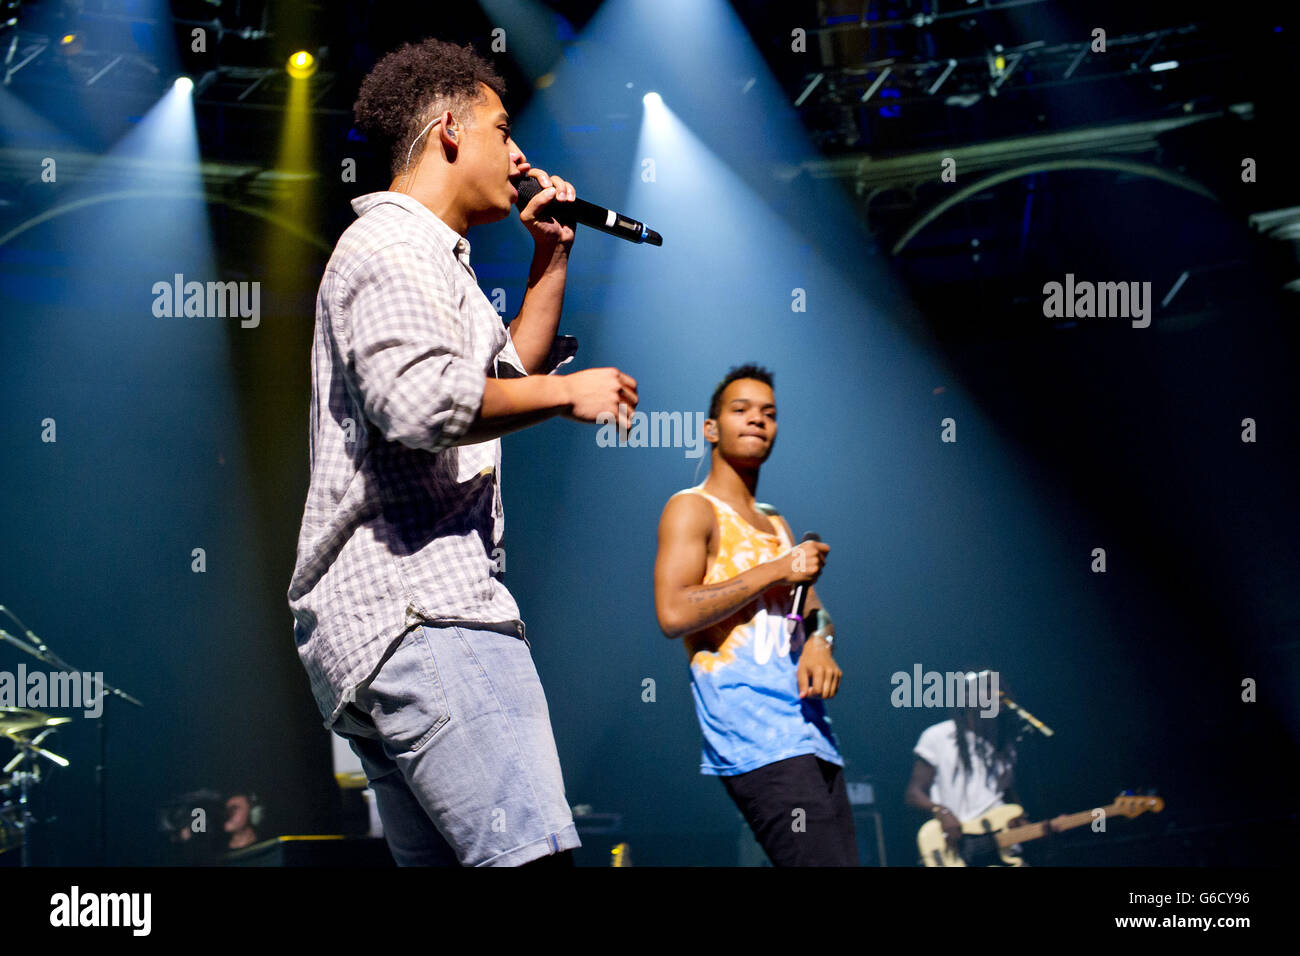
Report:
331,622,580,866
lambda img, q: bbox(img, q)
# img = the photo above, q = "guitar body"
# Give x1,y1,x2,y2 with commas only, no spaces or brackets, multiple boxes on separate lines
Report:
918,804,1026,867
917,794,1164,867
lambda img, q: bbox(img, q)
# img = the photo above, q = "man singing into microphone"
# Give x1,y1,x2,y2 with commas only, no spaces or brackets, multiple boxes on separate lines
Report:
653,365,857,865
289,38,637,866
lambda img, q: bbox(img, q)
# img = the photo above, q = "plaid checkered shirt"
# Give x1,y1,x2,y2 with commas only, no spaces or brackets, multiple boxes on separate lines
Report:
288,190,576,727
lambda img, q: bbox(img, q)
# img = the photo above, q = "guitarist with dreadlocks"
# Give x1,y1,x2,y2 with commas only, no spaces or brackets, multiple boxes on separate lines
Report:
904,670,1030,861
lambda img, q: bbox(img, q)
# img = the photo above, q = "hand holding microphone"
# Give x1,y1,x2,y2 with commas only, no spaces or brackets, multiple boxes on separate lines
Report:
784,533,829,588
786,533,828,625
515,172,663,246
515,166,578,248
787,532,841,698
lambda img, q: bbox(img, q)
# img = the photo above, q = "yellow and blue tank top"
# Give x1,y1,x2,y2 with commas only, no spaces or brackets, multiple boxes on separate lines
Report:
676,486,843,776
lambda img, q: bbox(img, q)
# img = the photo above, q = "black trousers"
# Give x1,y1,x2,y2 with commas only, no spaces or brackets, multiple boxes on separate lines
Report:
721,754,859,866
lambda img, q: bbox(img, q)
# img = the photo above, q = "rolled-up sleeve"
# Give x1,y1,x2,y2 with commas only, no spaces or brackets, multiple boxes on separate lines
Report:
335,241,486,452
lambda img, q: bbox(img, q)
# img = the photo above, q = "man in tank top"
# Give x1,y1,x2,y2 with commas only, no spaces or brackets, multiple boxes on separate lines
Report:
654,364,858,865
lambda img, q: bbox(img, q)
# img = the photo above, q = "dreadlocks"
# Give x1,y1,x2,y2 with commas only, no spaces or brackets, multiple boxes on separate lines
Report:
950,671,1016,787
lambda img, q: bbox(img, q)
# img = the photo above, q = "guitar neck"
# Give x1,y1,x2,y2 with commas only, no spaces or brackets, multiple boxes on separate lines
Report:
995,802,1118,848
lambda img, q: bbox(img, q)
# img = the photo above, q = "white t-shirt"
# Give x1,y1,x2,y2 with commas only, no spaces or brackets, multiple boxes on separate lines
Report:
914,719,1013,822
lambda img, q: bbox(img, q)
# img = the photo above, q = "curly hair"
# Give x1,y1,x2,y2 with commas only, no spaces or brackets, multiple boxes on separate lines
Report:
353,38,507,178
708,363,774,420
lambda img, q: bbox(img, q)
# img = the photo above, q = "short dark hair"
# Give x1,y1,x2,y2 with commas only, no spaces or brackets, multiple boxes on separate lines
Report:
708,363,775,420
354,38,507,177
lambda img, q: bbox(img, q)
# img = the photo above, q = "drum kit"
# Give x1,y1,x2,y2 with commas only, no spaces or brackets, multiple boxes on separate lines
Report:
1,604,143,866
0,706,71,866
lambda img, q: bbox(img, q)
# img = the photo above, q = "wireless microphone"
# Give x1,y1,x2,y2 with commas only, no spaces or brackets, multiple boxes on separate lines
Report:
516,177,663,245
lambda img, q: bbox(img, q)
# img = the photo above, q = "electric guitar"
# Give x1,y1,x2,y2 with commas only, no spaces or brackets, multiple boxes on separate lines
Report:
918,793,1164,866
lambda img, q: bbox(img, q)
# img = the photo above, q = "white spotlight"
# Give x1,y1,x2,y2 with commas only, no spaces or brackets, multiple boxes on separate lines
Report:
643,91,663,108
173,75,194,94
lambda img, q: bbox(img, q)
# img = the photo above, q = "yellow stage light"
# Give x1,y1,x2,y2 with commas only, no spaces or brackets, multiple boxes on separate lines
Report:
286,50,317,79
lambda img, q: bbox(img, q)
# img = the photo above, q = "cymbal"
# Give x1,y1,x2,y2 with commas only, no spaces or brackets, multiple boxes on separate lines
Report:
0,708,72,736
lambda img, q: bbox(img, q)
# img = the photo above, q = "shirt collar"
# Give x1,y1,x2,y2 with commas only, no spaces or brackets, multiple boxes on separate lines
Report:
350,190,471,263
